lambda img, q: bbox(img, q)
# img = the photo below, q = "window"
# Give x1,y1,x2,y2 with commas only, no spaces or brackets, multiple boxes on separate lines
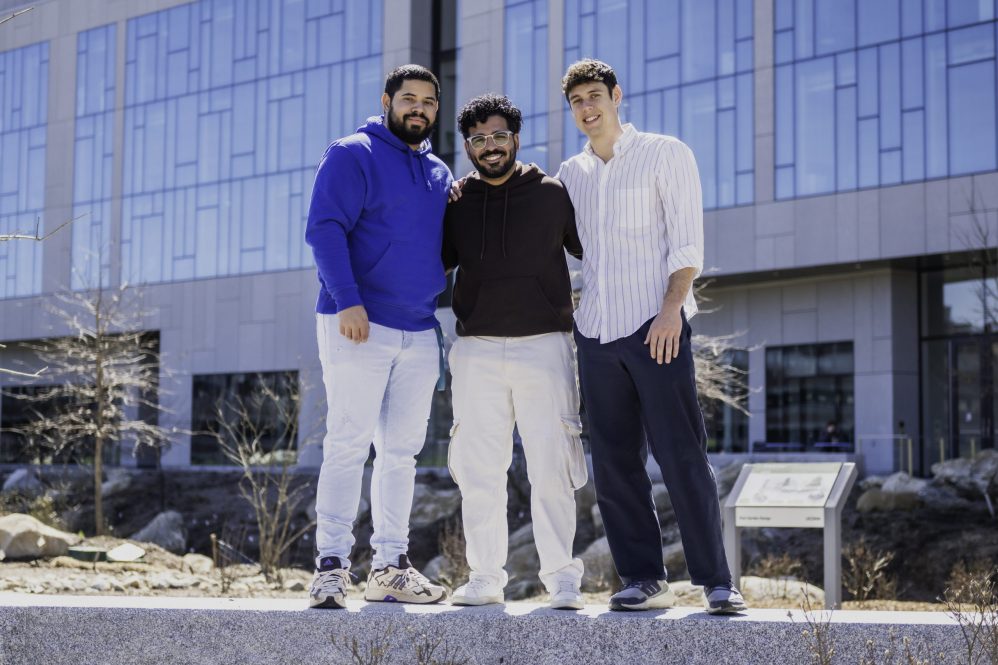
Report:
506,0,549,170
921,265,998,337
72,25,116,289
190,371,299,466
0,385,98,464
765,342,855,451
120,0,384,284
775,0,998,198
703,349,749,453
0,41,48,298
563,0,754,209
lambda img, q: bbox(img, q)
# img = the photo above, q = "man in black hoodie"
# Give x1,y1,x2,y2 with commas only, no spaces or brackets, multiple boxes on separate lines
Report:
443,94,587,610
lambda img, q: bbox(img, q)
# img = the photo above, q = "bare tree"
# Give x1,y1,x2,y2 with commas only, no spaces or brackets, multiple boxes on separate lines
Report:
0,7,33,28
2,280,165,535
207,371,319,582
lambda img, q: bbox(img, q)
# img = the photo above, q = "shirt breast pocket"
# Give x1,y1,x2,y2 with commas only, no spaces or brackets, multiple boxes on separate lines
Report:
612,186,655,230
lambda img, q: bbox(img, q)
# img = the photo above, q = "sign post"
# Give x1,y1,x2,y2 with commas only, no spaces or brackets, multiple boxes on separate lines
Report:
722,462,858,609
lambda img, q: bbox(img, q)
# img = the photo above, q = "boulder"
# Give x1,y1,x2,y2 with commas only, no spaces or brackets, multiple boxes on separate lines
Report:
575,481,597,522
917,483,981,513
580,536,616,592
932,457,976,494
130,510,187,554
101,468,132,498
663,541,687,580
669,575,824,608
970,450,998,493
0,513,81,560
182,553,214,575
508,522,534,551
505,542,541,600
2,468,42,497
408,484,461,528
856,472,927,512
651,483,672,517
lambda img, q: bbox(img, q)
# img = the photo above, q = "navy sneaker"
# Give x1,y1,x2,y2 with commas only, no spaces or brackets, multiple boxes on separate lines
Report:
609,579,677,611
704,584,748,614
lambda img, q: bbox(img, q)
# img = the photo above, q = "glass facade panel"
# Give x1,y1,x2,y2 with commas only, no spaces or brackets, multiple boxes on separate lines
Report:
190,370,299,466
765,342,855,451
563,0,754,209
73,25,116,289
774,0,998,197
505,0,549,170
121,0,383,284
0,41,48,298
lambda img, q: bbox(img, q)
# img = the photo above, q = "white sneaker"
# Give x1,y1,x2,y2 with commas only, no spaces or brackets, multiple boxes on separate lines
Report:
309,556,351,609
548,579,584,610
451,576,504,606
364,554,446,604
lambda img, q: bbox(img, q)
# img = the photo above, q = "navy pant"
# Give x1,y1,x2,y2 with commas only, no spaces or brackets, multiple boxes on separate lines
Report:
574,314,731,588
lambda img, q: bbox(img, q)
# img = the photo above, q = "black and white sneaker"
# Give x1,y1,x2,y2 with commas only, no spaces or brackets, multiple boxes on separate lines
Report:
364,554,446,604
704,584,748,614
608,579,677,611
309,556,351,609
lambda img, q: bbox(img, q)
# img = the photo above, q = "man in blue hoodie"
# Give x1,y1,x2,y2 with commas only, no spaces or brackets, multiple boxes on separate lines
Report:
304,64,452,609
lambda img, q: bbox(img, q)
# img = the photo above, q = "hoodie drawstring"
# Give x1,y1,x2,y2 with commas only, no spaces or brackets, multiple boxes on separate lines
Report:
479,183,512,259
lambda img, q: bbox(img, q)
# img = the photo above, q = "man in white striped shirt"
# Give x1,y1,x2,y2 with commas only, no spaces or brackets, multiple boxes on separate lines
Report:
557,59,746,614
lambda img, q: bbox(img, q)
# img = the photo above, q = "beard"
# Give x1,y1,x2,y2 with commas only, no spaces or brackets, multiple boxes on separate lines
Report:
386,108,436,145
472,148,517,179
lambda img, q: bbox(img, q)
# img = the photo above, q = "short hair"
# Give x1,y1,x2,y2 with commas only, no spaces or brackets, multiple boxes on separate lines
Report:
384,64,441,100
561,59,618,101
457,93,523,138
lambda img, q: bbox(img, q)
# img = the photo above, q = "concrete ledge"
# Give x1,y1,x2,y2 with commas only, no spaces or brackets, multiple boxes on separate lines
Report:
0,594,966,665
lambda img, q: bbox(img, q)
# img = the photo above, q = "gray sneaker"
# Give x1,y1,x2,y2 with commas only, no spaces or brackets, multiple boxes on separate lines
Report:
704,584,747,614
309,556,351,609
609,579,677,611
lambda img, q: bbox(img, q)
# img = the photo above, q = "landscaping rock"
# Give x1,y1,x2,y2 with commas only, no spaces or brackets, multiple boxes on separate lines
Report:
130,511,187,554
856,473,927,512
101,468,132,498
591,504,604,538
579,536,615,592
508,522,534,551
714,462,745,501
0,513,81,560
182,553,214,575
505,542,541,600
408,485,460,528
2,469,43,497
663,541,687,580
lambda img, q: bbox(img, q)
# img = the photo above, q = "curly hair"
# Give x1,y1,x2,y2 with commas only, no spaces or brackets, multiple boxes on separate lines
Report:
384,64,440,100
457,93,523,138
561,59,618,100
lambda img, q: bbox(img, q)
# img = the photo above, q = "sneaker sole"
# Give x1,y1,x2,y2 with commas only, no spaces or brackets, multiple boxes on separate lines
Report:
549,600,584,610
364,590,446,604
609,592,678,611
309,595,347,609
705,602,748,615
451,595,504,606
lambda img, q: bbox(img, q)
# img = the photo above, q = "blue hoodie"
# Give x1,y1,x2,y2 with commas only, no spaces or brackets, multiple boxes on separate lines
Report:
305,117,453,331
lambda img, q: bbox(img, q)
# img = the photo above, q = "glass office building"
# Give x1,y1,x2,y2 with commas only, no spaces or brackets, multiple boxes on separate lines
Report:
1,0,996,475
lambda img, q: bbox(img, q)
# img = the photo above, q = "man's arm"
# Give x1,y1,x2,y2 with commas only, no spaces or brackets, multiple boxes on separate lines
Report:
304,144,370,342
643,141,705,365
442,208,459,275
561,190,584,260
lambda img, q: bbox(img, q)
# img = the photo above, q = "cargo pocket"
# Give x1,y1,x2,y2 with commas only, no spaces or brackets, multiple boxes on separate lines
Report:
560,415,588,490
446,420,461,484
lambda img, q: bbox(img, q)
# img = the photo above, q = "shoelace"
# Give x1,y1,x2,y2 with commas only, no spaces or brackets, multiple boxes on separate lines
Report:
463,577,495,593
401,566,434,590
312,569,350,594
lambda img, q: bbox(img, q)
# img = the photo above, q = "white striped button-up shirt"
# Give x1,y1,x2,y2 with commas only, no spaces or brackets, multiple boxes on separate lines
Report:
558,124,704,343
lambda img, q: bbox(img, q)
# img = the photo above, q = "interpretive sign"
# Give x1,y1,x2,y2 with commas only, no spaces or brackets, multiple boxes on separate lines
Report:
723,462,857,609
734,463,843,528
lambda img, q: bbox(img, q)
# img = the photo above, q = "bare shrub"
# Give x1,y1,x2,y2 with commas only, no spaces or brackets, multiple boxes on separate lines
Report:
412,632,472,665
331,635,391,665
843,538,897,602
793,592,835,665
944,561,998,665
859,628,945,665
748,552,808,600
208,372,318,582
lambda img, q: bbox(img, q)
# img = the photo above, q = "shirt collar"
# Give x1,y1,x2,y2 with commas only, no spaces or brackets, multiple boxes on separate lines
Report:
584,123,638,159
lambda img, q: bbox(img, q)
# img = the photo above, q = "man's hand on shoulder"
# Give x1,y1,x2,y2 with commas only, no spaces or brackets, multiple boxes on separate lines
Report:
338,305,370,343
644,304,683,365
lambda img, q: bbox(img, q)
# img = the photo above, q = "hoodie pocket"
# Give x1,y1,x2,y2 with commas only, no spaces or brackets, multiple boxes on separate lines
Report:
560,415,588,490
468,277,563,329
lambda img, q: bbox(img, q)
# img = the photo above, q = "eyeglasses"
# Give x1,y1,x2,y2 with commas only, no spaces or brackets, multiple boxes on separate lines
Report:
465,130,514,150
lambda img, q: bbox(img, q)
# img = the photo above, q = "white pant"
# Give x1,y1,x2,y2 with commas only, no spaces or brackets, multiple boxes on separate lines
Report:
447,332,587,593
314,314,439,570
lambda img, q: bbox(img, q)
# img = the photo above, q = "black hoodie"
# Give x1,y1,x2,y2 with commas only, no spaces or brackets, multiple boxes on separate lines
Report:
443,162,583,337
